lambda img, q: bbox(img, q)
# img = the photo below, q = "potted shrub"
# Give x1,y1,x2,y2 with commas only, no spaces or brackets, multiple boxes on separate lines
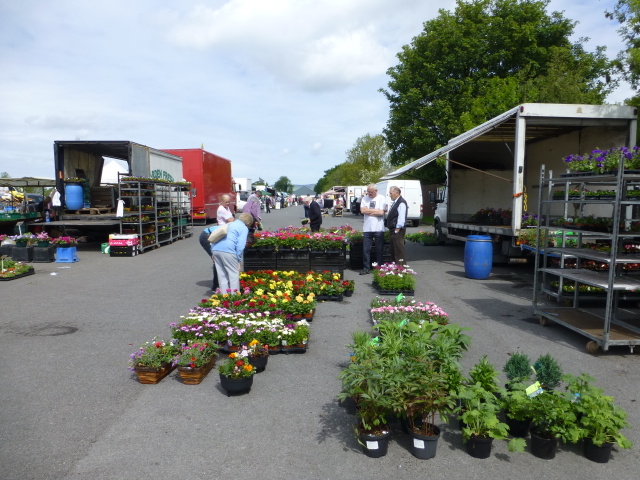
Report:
533,353,562,390
172,341,218,384
527,390,580,459
457,383,526,458
499,382,532,437
565,374,632,463
128,338,180,384
218,351,255,395
468,355,500,395
503,352,531,386
338,347,393,458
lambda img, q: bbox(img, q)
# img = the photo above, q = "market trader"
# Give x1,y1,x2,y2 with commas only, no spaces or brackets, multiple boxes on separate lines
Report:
387,185,408,264
359,184,387,275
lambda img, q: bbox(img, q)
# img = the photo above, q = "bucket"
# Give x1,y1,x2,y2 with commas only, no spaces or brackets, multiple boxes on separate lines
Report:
464,235,492,279
65,184,84,210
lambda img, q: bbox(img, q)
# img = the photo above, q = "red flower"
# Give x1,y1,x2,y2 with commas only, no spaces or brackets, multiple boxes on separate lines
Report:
235,360,244,367
155,342,163,348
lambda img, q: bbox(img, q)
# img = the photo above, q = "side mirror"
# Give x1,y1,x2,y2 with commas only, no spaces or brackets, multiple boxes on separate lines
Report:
429,191,443,204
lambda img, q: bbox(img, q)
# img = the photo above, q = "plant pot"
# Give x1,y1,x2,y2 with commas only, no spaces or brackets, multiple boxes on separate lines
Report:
134,363,175,384
344,289,353,297
583,438,613,463
506,416,530,437
530,429,558,459
466,434,493,459
219,374,253,396
409,424,440,459
37,241,50,248
359,429,391,458
177,357,216,385
248,355,269,373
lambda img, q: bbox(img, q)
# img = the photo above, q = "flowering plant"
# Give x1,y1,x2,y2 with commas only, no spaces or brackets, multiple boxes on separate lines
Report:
10,233,36,244
51,236,78,247
64,177,86,183
243,338,269,358
342,279,355,291
0,258,34,278
300,218,309,225
563,146,640,173
36,231,50,241
218,351,255,378
129,338,180,370
281,320,310,345
406,231,438,244
372,262,417,291
308,233,347,251
172,341,218,368
521,212,538,227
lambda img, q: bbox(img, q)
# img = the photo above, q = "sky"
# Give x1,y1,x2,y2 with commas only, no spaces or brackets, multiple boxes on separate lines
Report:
0,0,634,186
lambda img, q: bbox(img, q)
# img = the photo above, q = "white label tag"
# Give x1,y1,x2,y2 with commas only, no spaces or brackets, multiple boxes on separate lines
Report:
413,438,425,448
366,441,379,450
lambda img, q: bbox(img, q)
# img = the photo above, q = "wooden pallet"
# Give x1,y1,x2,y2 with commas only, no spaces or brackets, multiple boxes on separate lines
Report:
76,207,113,214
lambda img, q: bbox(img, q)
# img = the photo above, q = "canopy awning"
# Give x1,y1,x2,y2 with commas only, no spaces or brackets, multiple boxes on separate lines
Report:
0,177,57,188
381,106,521,180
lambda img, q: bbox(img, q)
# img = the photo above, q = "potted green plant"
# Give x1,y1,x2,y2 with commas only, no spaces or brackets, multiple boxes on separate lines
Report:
527,390,580,459
172,341,218,385
533,353,562,390
338,345,393,458
128,338,180,384
565,373,632,463
243,338,270,372
372,262,417,293
468,355,500,395
503,352,531,386
499,382,532,437
457,383,526,458
35,231,51,247
218,351,255,395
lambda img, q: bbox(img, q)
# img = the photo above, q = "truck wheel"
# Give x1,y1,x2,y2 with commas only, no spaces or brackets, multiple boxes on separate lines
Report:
586,341,600,354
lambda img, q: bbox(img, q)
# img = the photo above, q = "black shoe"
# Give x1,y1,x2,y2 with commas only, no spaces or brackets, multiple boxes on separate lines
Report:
359,269,370,275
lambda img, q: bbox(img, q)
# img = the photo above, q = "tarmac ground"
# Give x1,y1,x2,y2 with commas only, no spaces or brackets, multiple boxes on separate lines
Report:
1,204,638,480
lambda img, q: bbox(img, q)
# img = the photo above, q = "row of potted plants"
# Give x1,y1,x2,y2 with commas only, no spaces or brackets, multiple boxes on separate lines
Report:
471,208,512,225
0,258,35,280
369,295,449,325
1,233,78,247
562,146,640,174
250,226,357,250
338,313,632,462
405,231,439,245
238,269,354,300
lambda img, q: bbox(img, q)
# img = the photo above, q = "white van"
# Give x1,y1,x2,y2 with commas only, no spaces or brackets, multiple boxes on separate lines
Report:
376,179,423,227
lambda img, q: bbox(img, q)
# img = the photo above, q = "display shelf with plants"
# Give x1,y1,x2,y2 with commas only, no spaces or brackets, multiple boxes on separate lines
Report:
118,176,192,253
532,162,640,352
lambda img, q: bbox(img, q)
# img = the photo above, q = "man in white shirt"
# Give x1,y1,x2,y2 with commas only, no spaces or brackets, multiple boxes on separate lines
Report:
359,184,387,274
387,186,408,264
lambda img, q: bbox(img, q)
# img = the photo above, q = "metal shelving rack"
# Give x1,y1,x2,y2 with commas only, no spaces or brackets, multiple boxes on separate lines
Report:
532,164,640,353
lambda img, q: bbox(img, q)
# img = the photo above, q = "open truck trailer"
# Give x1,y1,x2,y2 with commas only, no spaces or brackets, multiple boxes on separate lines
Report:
51,140,184,239
382,103,638,262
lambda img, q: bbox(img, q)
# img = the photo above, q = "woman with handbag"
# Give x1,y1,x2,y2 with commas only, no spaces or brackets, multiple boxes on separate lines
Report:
210,213,253,292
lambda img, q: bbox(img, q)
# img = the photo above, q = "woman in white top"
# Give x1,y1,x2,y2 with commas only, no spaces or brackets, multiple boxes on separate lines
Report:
216,194,235,225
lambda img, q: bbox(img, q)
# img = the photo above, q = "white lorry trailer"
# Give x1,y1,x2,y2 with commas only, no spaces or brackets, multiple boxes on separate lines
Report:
375,179,423,227
381,103,637,261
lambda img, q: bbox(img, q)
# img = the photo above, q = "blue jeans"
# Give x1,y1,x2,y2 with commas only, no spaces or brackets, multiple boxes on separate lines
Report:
363,231,384,269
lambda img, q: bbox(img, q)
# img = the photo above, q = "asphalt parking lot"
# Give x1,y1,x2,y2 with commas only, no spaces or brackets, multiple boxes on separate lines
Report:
1,204,638,480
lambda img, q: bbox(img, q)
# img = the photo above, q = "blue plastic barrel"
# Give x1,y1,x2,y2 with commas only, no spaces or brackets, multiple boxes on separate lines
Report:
464,235,493,279
65,184,84,210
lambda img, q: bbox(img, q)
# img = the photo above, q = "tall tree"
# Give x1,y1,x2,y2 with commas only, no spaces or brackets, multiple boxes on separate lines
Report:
273,176,293,193
607,0,640,95
381,0,615,167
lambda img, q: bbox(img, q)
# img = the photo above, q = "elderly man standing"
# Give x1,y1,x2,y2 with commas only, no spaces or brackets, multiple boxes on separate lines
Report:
387,186,408,264
359,184,387,275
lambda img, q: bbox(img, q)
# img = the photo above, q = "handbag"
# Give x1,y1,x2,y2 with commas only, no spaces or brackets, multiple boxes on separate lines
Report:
208,223,229,243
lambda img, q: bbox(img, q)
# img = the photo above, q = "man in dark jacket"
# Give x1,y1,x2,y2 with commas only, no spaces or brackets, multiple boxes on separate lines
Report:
309,196,323,232
387,186,408,264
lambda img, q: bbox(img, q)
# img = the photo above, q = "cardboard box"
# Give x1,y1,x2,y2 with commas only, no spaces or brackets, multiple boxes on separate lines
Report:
109,234,139,246
109,245,140,257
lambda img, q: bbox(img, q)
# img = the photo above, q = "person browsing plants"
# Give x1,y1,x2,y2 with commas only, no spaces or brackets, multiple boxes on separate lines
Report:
210,212,254,292
387,186,408,264
359,184,387,275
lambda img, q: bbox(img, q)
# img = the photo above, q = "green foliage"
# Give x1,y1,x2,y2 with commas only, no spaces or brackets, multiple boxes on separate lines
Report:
273,176,293,193
607,0,640,91
381,0,615,165
468,355,500,394
503,352,532,384
565,373,633,448
499,383,532,422
528,390,581,443
534,353,563,390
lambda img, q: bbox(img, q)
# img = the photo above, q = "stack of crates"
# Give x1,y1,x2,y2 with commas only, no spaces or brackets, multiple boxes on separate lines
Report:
109,234,140,257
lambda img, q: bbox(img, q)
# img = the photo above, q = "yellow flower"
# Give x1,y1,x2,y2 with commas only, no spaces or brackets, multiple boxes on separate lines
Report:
249,339,259,346
276,290,284,297
295,295,304,303
229,352,237,358
255,288,264,296
306,274,314,281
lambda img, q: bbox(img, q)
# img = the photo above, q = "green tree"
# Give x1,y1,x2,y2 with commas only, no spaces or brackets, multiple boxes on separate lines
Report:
608,0,640,92
381,0,615,168
273,176,293,193
314,165,340,193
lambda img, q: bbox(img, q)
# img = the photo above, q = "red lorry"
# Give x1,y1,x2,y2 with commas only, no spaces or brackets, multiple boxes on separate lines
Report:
161,148,236,223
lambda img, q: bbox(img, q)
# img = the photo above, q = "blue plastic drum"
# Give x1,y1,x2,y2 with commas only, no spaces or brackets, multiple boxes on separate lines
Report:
464,235,493,279
65,184,84,210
